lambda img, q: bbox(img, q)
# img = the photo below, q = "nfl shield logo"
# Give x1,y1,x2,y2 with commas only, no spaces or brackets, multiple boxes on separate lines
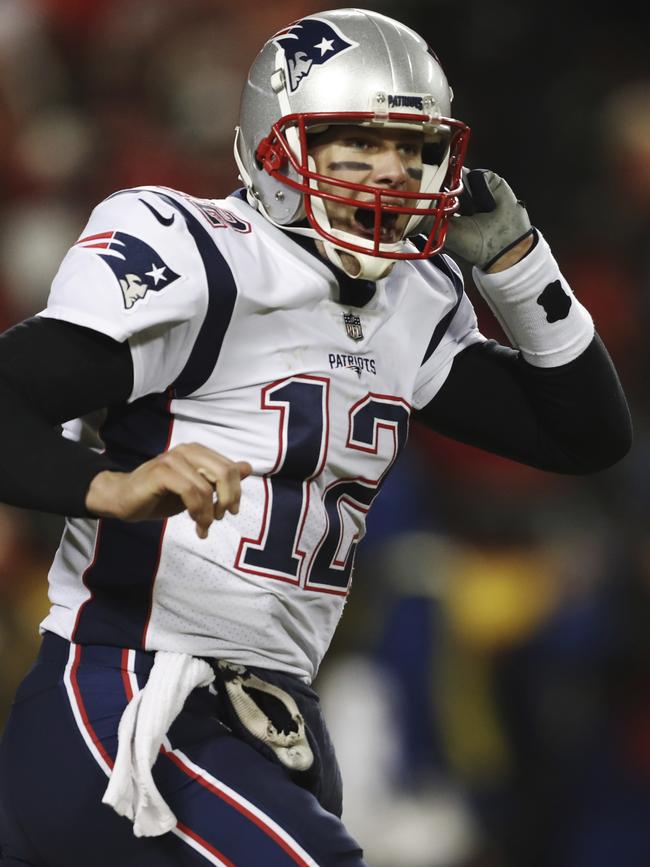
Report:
343,312,363,341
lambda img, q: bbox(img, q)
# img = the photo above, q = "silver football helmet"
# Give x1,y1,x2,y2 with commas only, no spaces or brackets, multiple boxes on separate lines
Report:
234,9,470,280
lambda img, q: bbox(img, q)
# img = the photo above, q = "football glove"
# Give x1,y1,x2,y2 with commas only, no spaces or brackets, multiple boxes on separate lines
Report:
444,168,533,270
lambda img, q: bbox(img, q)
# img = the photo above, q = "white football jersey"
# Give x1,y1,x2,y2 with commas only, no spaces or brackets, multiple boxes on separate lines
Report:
39,186,484,682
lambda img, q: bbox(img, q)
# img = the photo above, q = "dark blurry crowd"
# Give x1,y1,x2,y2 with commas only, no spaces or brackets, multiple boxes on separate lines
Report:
0,1,648,865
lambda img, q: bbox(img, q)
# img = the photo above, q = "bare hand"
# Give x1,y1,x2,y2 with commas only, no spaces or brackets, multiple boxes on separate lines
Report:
85,443,253,539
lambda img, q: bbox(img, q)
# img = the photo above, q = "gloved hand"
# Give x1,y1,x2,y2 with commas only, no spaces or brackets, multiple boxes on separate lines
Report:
444,168,533,270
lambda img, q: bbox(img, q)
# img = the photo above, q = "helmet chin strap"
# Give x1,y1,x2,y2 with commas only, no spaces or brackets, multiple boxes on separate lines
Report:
320,237,396,281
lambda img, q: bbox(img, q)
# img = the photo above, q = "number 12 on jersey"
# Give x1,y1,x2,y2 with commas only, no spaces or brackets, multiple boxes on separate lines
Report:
234,375,410,596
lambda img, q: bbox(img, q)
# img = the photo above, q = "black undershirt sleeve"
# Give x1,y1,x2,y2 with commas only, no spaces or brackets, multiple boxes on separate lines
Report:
414,334,632,474
0,317,632,522
0,316,133,516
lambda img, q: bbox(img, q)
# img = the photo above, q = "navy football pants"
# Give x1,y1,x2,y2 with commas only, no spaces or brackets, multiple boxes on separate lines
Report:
0,633,367,867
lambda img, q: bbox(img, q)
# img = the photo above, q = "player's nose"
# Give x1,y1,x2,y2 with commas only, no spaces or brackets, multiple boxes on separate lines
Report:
372,146,409,187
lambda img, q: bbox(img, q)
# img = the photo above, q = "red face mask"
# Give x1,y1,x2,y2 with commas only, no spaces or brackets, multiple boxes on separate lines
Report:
255,111,471,260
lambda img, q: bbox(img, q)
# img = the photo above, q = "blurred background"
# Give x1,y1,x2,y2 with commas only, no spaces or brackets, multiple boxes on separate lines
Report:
0,1,648,865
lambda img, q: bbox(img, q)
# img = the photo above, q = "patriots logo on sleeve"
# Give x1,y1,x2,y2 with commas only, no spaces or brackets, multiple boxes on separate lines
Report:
75,231,181,310
272,18,359,93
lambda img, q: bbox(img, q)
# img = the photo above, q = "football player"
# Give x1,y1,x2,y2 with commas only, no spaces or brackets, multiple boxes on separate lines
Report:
0,9,631,867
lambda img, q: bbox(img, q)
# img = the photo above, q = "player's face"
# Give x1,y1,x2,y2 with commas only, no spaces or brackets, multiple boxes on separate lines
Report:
308,125,424,244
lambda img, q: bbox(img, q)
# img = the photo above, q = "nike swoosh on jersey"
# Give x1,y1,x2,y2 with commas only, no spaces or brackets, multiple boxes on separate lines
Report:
140,198,175,227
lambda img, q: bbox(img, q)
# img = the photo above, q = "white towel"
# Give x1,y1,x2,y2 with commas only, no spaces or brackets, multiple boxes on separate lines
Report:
102,651,215,837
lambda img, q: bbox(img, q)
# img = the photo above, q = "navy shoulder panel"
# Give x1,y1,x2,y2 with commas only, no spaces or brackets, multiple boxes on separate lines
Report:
154,192,238,398
416,248,465,367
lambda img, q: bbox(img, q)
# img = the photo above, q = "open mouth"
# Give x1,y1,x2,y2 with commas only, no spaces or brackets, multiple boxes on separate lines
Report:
352,207,401,242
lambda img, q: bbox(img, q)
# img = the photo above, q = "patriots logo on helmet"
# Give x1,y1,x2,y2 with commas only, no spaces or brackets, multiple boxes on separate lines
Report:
75,231,181,310
272,17,359,93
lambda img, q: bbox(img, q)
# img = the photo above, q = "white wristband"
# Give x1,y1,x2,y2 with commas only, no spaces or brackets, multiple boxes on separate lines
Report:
472,230,594,368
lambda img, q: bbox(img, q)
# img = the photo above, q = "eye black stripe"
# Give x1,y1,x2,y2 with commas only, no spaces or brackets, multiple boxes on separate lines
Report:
327,161,372,171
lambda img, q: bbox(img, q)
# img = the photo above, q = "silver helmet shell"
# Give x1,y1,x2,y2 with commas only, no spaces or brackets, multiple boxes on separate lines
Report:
234,8,469,279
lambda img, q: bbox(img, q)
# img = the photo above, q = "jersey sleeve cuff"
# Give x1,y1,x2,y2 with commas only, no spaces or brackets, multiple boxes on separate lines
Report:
412,330,486,410
38,307,130,343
